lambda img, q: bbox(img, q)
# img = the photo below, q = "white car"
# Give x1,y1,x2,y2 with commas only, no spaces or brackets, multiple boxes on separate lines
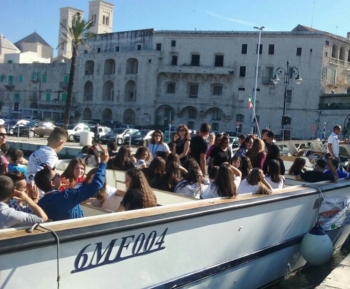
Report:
73,126,111,143
67,123,90,142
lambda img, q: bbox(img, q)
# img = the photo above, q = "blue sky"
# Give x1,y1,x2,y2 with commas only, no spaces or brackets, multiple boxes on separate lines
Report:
1,0,349,56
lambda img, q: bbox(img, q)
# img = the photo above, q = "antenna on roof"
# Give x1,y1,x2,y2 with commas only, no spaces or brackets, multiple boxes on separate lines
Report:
311,0,315,28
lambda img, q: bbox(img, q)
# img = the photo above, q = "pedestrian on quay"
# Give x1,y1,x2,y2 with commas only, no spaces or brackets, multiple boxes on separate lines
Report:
327,125,349,160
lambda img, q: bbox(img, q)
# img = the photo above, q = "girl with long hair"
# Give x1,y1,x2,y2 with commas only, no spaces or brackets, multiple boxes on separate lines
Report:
265,160,285,189
239,156,253,180
230,155,241,169
142,156,166,184
209,136,232,169
135,147,151,168
76,168,122,211
202,163,242,199
237,168,273,195
118,168,157,211
234,135,254,157
168,132,179,153
148,130,170,159
174,167,208,198
108,146,135,171
246,138,267,169
288,157,306,175
175,124,191,164
263,145,285,175
84,147,100,167
152,161,183,192
59,158,86,191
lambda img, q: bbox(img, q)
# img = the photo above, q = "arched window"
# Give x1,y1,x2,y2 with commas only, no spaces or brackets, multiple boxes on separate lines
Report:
331,44,338,58
83,108,92,120
103,81,114,101
103,15,106,24
104,59,115,74
123,109,135,124
124,80,136,102
84,81,93,101
126,58,138,74
106,17,109,26
102,108,112,121
85,60,94,75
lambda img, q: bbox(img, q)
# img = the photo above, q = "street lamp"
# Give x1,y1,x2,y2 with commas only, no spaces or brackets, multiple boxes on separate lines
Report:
272,61,303,141
251,26,265,135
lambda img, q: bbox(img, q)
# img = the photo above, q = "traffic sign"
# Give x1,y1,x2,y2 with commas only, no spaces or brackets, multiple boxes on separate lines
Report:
311,125,316,132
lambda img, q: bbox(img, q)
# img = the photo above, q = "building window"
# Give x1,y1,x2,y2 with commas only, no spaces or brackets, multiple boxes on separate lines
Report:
103,16,106,24
241,44,248,54
166,82,176,93
64,75,69,83
156,43,162,51
325,40,330,46
214,55,224,67
0,75,5,82
7,60,13,64
212,109,221,120
18,75,23,83
212,123,219,131
213,84,223,95
171,55,178,65
296,47,302,56
106,17,109,26
187,121,194,129
171,40,176,47
268,44,275,55
84,50,88,54
148,59,152,63
239,66,246,77
256,44,263,54
42,74,47,83
116,46,120,52
137,44,142,51
236,114,244,122
188,108,197,119
189,84,199,98
191,54,200,66
286,89,292,103
97,48,101,53
347,74,350,84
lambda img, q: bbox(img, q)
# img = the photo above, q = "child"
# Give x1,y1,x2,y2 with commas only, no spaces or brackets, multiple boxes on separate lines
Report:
288,157,306,175
0,175,47,229
265,160,285,189
8,149,27,174
134,147,151,168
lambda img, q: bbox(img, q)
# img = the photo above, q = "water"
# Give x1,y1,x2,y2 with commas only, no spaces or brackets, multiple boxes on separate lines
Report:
267,240,350,288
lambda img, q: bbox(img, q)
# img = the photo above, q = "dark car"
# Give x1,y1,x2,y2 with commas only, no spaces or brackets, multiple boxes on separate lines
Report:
13,121,39,137
31,122,55,138
130,130,155,147
5,119,30,135
100,128,139,145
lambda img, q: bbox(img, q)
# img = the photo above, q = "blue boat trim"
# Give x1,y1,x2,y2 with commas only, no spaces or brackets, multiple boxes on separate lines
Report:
150,235,304,289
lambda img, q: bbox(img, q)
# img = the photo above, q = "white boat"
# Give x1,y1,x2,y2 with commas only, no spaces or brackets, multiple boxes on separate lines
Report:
1,157,350,289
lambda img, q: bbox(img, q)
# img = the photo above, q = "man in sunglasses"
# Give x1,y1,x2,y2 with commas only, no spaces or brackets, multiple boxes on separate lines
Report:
0,126,8,174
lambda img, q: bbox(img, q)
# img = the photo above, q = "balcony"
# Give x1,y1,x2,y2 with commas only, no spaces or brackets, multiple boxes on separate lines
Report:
329,57,350,67
59,82,68,90
319,103,350,110
4,82,14,91
31,77,40,83
157,64,234,76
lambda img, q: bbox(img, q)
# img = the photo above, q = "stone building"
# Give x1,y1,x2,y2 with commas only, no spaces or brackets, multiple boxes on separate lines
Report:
1,21,350,139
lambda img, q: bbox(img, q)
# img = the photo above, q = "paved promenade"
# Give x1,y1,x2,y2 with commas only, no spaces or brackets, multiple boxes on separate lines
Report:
316,253,350,289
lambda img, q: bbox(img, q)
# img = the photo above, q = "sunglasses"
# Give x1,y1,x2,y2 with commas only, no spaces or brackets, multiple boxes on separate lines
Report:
0,133,8,137
51,172,60,181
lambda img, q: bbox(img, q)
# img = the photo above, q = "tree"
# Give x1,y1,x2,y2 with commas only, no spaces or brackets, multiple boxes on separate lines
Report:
59,13,95,128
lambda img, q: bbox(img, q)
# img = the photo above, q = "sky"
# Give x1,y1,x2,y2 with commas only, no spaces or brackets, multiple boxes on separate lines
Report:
0,0,349,57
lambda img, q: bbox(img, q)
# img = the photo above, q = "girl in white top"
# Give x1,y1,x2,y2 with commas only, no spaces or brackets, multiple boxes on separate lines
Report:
75,168,122,212
134,147,151,168
174,167,208,199
237,168,273,195
202,163,242,199
265,160,285,190
148,130,170,159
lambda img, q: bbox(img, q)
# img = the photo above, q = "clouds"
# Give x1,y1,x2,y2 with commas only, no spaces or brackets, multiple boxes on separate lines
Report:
204,11,257,27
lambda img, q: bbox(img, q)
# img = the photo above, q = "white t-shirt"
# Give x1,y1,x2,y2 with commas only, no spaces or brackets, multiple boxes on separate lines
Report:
148,143,170,158
174,180,208,199
265,175,285,190
327,132,339,158
201,176,241,199
237,179,260,194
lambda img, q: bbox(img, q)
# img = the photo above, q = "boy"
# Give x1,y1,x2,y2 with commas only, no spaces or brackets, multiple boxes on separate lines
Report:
8,149,27,174
26,127,68,198
36,144,109,221
0,175,47,229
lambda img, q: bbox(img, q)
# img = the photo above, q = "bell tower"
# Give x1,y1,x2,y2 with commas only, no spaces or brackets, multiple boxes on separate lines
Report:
88,0,114,34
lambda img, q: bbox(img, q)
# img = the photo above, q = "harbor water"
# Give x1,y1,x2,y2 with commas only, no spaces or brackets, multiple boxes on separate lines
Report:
266,240,350,288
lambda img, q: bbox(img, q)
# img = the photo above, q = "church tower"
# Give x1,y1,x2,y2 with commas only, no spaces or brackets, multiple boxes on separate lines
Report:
57,7,84,59
88,0,114,34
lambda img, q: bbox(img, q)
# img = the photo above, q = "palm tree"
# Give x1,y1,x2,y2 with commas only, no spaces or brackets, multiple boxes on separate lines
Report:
59,12,95,128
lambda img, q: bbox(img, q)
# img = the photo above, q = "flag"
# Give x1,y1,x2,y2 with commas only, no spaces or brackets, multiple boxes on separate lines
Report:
248,97,253,109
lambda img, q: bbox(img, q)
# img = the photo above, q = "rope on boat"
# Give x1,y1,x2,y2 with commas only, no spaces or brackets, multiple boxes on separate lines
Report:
27,223,61,289
302,184,324,223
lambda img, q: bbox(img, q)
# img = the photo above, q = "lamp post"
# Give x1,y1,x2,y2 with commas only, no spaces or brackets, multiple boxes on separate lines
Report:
251,26,264,135
272,61,303,141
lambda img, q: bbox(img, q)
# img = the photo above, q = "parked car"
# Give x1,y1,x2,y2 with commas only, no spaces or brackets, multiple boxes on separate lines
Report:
31,122,55,138
13,121,38,137
73,126,110,142
115,123,135,129
100,120,120,129
6,119,30,135
130,130,155,147
100,128,139,145
82,119,101,129
23,116,40,121
67,123,90,142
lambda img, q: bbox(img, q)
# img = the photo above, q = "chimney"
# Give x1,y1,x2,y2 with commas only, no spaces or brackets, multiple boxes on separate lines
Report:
347,32,350,40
